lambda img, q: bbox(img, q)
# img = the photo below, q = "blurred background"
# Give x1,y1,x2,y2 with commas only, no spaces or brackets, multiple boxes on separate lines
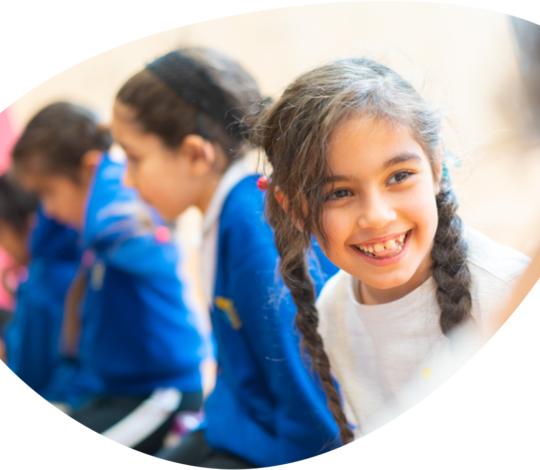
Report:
1,2,537,305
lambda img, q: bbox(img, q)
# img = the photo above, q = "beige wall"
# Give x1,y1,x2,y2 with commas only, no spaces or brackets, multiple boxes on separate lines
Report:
9,3,536,256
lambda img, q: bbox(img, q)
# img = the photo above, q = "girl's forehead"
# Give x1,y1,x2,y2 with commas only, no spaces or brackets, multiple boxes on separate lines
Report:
327,117,428,171
111,104,149,144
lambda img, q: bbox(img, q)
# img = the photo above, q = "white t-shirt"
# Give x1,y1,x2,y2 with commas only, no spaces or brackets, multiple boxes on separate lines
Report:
317,226,530,438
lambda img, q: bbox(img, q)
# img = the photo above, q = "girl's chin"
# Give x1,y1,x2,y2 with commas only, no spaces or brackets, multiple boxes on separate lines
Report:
360,274,415,291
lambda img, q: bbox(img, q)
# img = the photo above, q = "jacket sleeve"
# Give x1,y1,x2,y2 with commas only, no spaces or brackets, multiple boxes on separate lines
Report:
86,199,179,278
6,289,61,395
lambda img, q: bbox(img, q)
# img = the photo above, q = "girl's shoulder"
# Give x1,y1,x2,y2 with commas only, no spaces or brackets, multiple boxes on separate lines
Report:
84,152,149,244
220,174,267,235
316,269,350,313
464,225,530,285
464,226,530,321
222,175,262,214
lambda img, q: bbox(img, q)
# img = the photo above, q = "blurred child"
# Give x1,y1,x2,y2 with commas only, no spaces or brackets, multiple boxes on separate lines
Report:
252,57,530,443
112,48,340,468
0,174,101,408
12,102,207,455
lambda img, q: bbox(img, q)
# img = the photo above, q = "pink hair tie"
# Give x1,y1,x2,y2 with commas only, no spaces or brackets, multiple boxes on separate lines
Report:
155,225,171,243
257,175,269,191
81,250,95,267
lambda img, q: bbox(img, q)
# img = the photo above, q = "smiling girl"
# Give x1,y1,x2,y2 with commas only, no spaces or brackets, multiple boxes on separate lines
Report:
252,57,530,443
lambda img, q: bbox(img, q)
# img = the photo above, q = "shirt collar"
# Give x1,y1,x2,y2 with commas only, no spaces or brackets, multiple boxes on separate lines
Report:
202,158,254,235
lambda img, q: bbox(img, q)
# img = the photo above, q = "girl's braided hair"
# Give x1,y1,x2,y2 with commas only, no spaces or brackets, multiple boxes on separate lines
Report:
251,57,472,444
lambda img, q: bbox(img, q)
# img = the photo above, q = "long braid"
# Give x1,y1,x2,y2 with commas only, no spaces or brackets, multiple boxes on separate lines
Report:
431,176,473,335
269,192,355,445
62,267,87,357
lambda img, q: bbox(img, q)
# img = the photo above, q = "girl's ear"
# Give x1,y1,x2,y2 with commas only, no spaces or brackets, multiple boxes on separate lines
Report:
80,150,102,181
274,186,287,211
179,135,216,177
81,149,102,168
275,186,304,232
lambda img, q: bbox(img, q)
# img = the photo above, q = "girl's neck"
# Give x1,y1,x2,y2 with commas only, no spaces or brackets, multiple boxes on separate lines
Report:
195,145,231,214
196,172,225,214
358,247,434,305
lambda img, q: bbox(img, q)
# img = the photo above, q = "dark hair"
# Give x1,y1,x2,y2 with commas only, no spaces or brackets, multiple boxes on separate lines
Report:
0,172,39,233
116,47,262,163
12,102,112,180
251,57,473,444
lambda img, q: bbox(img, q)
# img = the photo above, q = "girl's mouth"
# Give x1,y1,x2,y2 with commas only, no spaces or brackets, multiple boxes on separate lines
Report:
353,231,410,259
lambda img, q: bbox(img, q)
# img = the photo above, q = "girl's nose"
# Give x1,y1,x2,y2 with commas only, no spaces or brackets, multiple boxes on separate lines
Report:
356,192,397,230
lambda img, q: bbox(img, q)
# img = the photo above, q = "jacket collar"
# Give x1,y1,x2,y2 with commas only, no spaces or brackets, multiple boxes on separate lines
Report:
202,157,253,235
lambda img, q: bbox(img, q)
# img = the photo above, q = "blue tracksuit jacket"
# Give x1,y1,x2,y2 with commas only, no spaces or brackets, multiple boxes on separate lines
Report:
203,175,341,466
78,152,206,396
6,208,101,408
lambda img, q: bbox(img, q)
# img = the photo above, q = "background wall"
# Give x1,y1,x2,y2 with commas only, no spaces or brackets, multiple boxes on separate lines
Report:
7,2,537,262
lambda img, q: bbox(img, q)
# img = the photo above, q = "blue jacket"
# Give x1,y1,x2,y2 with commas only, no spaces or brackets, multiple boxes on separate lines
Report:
78,152,206,396
5,208,102,408
204,175,341,467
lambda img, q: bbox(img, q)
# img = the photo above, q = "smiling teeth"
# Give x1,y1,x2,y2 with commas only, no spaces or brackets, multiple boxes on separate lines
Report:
356,232,408,257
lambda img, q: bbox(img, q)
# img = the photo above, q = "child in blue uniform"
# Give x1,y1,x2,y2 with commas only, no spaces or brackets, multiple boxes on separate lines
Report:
12,102,207,454
0,175,100,409
112,48,341,468
0,174,99,408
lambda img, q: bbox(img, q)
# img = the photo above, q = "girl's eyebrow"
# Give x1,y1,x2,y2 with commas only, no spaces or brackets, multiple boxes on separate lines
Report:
324,154,422,184
382,153,422,170
323,174,356,184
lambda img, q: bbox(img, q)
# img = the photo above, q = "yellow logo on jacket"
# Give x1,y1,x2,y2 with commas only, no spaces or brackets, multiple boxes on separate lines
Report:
215,296,243,329
90,260,106,291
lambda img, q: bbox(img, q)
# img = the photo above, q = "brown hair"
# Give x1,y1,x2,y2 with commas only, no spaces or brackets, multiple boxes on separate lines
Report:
252,57,472,444
0,172,39,233
116,47,262,164
12,102,112,180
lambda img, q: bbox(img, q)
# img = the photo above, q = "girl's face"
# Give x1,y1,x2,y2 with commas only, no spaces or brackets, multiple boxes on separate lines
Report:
18,172,89,229
111,101,207,221
0,222,30,265
319,117,441,304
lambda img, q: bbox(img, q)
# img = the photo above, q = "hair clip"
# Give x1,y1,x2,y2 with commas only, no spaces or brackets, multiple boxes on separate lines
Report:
81,250,95,267
257,175,269,191
155,226,171,243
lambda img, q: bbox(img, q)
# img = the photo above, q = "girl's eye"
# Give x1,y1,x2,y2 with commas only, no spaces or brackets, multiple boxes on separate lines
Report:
388,171,413,185
326,189,353,200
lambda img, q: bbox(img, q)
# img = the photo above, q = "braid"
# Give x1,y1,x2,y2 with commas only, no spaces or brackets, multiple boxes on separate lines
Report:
431,176,473,336
62,268,87,357
270,197,355,445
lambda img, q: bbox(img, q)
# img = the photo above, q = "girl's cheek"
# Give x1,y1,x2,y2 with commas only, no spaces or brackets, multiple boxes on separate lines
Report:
323,207,354,247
